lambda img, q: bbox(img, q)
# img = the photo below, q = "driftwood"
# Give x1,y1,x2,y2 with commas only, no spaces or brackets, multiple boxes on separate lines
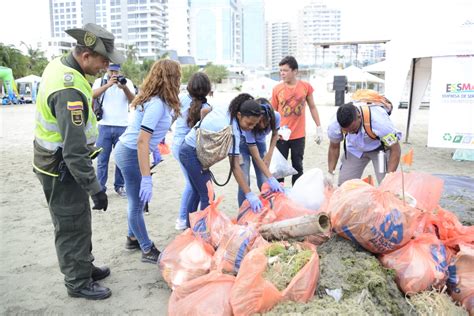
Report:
259,213,331,241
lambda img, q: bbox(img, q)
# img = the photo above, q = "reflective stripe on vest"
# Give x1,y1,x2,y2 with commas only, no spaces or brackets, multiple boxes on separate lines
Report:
34,57,98,151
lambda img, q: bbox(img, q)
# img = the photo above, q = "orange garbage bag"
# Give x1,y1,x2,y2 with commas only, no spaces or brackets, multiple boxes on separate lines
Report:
168,271,235,316
158,141,170,155
190,182,232,248
230,242,319,316
212,224,261,274
236,183,319,226
328,179,426,254
159,229,215,290
379,171,444,212
379,233,449,294
448,243,474,313
236,191,277,227
426,207,474,250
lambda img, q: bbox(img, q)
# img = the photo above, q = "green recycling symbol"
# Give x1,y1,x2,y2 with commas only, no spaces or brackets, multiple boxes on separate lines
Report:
443,133,452,141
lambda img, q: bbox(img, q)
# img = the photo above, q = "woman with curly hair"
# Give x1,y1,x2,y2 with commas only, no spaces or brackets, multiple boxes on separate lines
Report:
179,93,284,226
114,59,181,263
171,72,212,230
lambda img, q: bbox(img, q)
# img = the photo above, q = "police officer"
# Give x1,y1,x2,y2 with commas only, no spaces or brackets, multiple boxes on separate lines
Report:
33,23,125,300
327,102,402,186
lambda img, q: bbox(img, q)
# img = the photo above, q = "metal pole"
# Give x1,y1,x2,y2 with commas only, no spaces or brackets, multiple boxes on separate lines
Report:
405,58,417,143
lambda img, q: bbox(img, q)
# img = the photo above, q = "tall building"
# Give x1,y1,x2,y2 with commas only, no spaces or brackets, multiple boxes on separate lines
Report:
189,0,242,65
266,21,296,70
49,0,87,38
49,0,168,60
241,0,265,67
167,0,191,56
296,0,341,67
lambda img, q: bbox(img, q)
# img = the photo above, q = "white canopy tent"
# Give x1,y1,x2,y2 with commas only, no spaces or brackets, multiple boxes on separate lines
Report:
15,75,42,84
241,77,279,100
385,15,474,145
363,60,386,76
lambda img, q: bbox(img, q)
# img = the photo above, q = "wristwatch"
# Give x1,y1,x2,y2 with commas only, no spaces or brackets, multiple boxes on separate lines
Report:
328,170,336,175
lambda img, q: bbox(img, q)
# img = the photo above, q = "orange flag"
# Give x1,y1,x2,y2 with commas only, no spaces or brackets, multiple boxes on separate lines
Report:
401,148,414,166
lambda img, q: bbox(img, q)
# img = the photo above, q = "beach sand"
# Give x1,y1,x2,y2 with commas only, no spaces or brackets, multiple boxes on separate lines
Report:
1,92,473,314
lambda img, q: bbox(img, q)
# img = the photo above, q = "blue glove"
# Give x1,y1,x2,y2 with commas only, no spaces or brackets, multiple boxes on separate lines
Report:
245,192,262,213
139,176,153,203
267,176,284,193
152,148,162,166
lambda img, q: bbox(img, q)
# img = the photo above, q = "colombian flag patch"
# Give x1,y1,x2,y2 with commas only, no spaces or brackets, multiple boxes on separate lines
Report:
67,101,84,111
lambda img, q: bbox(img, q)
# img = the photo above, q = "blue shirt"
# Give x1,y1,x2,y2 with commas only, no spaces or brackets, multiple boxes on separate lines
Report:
173,93,211,146
119,96,173,152
327,106,402,158
242,112,281,144
184,107,241,155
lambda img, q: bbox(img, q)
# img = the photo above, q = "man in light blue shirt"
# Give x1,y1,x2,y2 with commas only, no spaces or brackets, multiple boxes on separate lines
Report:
327,102,402,186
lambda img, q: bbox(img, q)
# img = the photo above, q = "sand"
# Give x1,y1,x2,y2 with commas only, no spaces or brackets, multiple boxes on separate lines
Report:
1,91,473,314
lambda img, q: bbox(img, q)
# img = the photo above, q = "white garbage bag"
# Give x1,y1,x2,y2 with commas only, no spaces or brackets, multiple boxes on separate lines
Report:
288,168,325,210
269,148,297,179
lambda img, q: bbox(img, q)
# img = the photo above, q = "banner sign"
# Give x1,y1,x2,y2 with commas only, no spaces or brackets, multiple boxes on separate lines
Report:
428,56,474,148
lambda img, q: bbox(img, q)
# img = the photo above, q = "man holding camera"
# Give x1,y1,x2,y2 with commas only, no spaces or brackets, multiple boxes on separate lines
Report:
92,64,135,197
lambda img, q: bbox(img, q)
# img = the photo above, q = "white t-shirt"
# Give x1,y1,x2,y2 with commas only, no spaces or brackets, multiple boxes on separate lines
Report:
92,74,135,127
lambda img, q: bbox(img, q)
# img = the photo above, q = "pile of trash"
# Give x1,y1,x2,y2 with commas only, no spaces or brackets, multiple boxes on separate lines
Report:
159,170,473,315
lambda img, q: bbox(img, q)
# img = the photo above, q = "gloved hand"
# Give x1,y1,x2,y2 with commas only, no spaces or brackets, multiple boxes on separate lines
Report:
315,126,324,145
245,192,262,213
139,175,153,203
267,176,284,193
323,171,336,188
152,148,162,166
92,191,108,211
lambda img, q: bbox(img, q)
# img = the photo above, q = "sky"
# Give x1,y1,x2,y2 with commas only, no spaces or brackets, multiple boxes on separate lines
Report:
1,0,472,51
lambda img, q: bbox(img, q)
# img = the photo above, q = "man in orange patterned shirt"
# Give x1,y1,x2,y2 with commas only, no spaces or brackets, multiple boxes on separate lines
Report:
271,56,323,185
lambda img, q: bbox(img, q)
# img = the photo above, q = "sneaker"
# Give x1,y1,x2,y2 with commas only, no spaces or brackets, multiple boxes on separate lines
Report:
125,236,140,250
175,218,187,230
115,187,127,198
141,243,161,264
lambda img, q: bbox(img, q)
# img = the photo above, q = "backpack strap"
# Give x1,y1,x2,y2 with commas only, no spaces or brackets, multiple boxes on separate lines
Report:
360,105,378,140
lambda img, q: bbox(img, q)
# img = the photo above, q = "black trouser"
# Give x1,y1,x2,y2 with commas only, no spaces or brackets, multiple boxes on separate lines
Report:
276,137,305,185
35,172,94,291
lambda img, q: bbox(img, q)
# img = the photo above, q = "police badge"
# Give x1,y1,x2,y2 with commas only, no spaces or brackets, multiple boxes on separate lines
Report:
84,31,96,47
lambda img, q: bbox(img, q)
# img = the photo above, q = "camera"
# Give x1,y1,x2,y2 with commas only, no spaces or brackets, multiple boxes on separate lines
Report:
116,75,127,85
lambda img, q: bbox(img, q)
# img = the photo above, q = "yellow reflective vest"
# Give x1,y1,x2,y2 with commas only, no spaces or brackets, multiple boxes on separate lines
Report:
34,57,98,151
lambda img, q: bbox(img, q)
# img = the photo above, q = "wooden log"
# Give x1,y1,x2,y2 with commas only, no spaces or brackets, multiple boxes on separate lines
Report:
259,213,331,241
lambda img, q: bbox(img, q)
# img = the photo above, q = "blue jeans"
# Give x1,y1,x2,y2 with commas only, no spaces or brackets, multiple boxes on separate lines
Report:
96,125,127,191
238,139,267,206
172,139,197,224
179,143,211,227
114,141,153,252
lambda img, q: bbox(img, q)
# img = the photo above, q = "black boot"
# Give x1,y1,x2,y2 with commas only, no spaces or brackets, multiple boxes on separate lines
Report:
67,281,112,300
91,265,110,281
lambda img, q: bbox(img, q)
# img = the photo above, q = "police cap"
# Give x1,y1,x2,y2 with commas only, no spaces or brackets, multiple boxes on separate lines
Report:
65,23,125,64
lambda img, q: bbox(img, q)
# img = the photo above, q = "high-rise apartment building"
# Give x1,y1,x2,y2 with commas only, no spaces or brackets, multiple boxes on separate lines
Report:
167,0,191,56
189,0,242,65
296,0,341,67
49,0,168,60
266,21,296,70
241,0,265,67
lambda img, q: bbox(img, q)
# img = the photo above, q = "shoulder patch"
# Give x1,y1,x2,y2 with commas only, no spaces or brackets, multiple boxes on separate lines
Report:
381,133,398,147
64,72,74,87
71,110,84,126
67,101,84,111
